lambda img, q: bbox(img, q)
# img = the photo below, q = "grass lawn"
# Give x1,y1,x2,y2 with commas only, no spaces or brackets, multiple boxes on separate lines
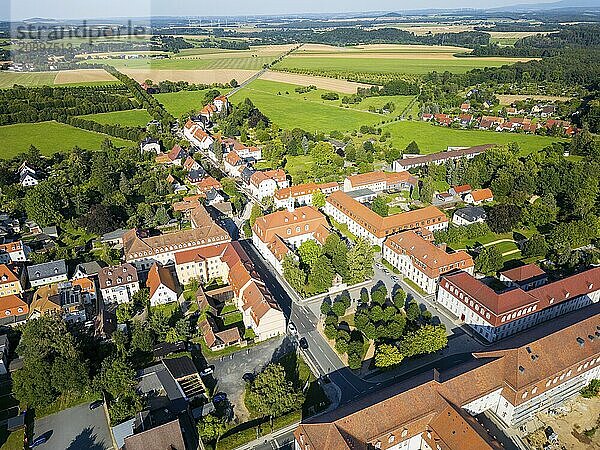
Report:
222,312,243,326
34,390,101,418
0,71,57,88
150,301,180,317
0,427,24,450
78,109,152,127
0,121,133,158
275,55,524,75
154,90,217,117
230,79,383,132
380,121,566,154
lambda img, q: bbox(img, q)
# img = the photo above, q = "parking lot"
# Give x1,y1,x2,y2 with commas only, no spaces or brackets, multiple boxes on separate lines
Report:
32,402,113,450
206,335,295,421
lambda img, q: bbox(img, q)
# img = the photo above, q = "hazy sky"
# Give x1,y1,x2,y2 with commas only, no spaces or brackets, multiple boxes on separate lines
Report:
4,0,545,20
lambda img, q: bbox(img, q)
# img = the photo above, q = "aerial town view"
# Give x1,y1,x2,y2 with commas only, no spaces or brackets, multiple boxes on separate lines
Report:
0,0,599,448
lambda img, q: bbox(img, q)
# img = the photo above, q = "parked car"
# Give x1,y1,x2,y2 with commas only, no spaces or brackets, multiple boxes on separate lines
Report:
299,337,309,350
200,367,214,377
242,372,256,382
89,400,104,410
213,392,227,404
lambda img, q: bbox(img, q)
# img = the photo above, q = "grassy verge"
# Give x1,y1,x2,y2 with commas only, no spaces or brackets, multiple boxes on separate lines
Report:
0,427,24,450
402,278,429,297
329,218,358,243
34,390,101,418
382,259,401,275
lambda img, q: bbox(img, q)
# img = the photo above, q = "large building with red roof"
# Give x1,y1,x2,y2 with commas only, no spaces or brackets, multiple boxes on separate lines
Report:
295,304,600,449
383,231,474,294
249,169,289,201
343,170,416,193
273,181,339,211
174,243,229,285
325,191,448,246
437,266,600,342
252,206,330,274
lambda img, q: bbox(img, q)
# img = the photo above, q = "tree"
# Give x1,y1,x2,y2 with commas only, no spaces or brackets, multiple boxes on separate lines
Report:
312,189,326,209
116,302,133,323
298,240,322,267
245,364,304,419
108,391,143,425
230,79,239,88
131,323,154,353
308,256,335,294
198,414,228,444
419,177,435,204
320,300,331,316
249,203,262,227
404,140,420,154
282,254,306,296
375,344,404,368
487,204,522,233
522,234,549,258
24,181,63,226
475,246,503,275
331,301,347,317
372,196,389,217
347,238,374,284
98,356,137,399
398,325,447,357
411,183,420,201
406,301,420,321
392,289,407,309
78,204,119,234
154,205,170,226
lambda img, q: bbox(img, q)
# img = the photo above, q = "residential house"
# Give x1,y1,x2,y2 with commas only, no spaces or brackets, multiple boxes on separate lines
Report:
29,281,90,323
199,315,241,351
421,113,433,121
325,191,448,246
223,151,246,177
213,95,229,113
27,260,68,288
383,231,474,294
249,169,289,201
123,418,186,450
252,206,331,274
186,168,207,185
294,305,600,449
449,184,472,197
167,145,187,166
98,263,140,304
478,116,504,130
19,171,39,187
184,120,214,151
195,176,222,195
200,103,218,122
166,175,187,194
221,137,262,161
147,263,178,306
343,171,416,193
174,242,229,285
0,295,28,326
464,188,494,205
273,182,340,211
0,241,28,264
205,188,225,206
183,156,201,172
140,137,161,154
453,206,487,226
435,192,454,204
532,104,556,117
393,145,493,171
458,114,473,126
123,205,230,270
100,228,127,248
460,102,470,112
0,265,22,297
240,166,256,186
437,266,600,342
222,242,285,341
499,264,548,291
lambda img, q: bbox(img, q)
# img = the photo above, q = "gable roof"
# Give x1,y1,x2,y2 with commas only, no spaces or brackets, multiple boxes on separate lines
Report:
147,263,177,298
124,418,185,450
27,260,67,282
252,206,330,245
0,264,19,284
500,264,546,283
0,295,28,317
470,188,493,202
98,263,138,289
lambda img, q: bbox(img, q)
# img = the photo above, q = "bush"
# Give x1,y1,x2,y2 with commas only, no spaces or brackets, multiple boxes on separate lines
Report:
581,379,600,398
324,324,338,340
321,92,340,101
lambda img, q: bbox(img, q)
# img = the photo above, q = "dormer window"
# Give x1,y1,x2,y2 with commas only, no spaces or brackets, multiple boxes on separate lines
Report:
117,277,122,283
388,435,395,443
106,280,112,286
54,268,58,274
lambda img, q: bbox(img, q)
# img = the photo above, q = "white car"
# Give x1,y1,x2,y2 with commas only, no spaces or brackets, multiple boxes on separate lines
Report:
200,367,214,377
288,322,298,335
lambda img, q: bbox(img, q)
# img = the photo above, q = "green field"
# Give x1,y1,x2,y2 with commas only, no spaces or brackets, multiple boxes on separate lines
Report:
381,121,565,154
78,109,152,127
0,71,57,88
154,90,218,117
231,79,384,131
0,121,133,158
275,56,519,75
101,55,272,71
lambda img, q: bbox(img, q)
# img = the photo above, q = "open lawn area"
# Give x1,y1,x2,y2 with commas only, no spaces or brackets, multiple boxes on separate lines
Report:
0,71,56,88
101,53,272,71
256,154,315,183
231,79,384,131
0,121,133,158
380,121,566,154
78,109,152,127
0,69,119,88
154,89,218,117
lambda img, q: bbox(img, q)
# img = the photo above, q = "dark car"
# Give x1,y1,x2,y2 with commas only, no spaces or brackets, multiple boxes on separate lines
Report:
213,392,227,404
299,337,309,350
242,372,256,382
89,400,104,410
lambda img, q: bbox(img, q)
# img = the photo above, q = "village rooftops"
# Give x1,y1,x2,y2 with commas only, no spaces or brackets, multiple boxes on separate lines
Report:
0,264,19,284
252,206,330,245
326,191,447,239
470,188,494,202
500,264,546,283
441,267,600,326
384,231,474,279
250,169,286,187
27,260,67,282
345,170,416,189
274,182,339,200
393,144,494,169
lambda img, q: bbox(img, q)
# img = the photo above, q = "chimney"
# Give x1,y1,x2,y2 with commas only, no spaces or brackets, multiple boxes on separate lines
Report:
433,368,440,382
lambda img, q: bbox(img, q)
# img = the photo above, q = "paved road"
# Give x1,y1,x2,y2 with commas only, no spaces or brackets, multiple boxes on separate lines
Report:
32,402,113,450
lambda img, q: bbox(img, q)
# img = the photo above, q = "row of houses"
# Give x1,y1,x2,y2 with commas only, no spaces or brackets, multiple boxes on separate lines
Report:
295,303,600,450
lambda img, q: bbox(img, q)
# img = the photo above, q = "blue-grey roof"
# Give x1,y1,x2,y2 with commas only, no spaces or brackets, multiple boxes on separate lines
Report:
27,259,67,281
112,417,136,449
347,188,376,200
454,206,487,221
137,363,187,414
100,228,127,242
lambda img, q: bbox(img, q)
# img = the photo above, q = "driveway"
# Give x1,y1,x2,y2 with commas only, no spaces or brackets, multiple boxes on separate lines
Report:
32,402,113,450
208,336,295,421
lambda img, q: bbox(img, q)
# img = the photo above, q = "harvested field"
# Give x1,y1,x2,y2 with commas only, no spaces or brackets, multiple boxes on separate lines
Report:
260,71,371,94
121,68,256,84
54,69,117,84
497,94,573,104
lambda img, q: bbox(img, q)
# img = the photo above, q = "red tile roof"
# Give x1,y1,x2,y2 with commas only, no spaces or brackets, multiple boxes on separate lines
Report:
174,243,228,265
147,263,177,298
252,206,330,245
470,188,493,202
0,294,28,317
500,264,546,283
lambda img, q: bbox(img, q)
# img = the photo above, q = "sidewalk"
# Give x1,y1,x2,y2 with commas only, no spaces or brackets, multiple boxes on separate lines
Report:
232,422,299,450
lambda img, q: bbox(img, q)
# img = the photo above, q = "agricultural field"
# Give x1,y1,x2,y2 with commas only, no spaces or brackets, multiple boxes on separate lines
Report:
0,121,132,158
380,121,566,154
0,69,119,88
77,109,153,127
260,70,371,94
230,79,384,131
154,90,223,117
274,44,532,75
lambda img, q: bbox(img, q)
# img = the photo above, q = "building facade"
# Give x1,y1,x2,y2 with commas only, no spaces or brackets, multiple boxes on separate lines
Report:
98,263,140,304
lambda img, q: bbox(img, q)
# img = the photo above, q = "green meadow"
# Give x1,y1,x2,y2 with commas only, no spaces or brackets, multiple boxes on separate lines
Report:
101,55,271,71
0,72,57,88
154,90,219,117
0,121,132,158
381,121,566,154
78,109,152,127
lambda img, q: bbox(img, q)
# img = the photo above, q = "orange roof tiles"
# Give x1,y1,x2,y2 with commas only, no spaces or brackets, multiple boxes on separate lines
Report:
346,171,415,189
470,188,493,202
0,241,22,253
0,265,19,284
225,150,242,166
174,243,228,265
252,206,330,245
327,191,447,239
384,231,473,279
501,264,546,282
196,176,222,193
452,184,471,194
147,263,177,298
0,294,28,317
